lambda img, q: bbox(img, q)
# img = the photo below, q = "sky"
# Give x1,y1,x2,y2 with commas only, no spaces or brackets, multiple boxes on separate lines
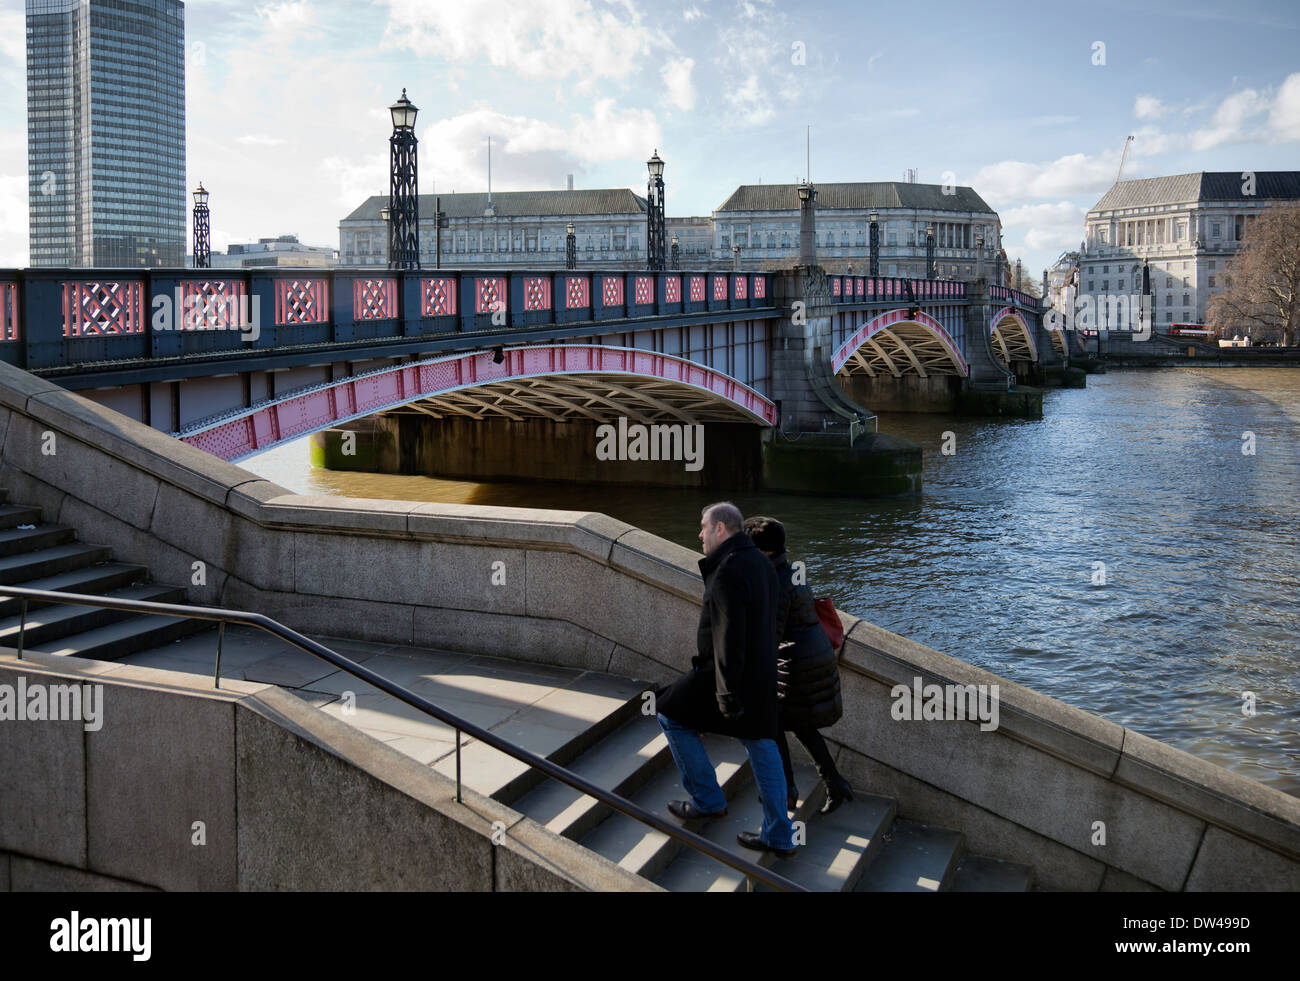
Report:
1,0,1298,279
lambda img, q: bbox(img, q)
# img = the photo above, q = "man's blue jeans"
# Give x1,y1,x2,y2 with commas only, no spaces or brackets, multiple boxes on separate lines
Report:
658,712,796,850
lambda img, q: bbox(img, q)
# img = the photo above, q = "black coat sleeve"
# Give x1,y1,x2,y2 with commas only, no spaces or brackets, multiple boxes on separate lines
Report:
708,563,748,717
774,566,795,642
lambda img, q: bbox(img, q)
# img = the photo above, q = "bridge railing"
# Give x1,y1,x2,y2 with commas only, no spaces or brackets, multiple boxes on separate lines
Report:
989,284,1042,310
0,267,777,371
829,275,966,305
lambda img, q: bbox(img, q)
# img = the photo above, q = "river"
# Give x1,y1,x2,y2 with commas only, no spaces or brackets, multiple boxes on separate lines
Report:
242,366,1300,796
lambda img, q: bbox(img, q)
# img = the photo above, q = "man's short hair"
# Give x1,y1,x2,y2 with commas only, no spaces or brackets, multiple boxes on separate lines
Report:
702,501,743,534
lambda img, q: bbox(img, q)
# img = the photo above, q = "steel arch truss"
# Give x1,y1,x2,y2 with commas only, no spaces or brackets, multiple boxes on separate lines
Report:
990,306,1038,366
831,308,968,379
179,344,777,462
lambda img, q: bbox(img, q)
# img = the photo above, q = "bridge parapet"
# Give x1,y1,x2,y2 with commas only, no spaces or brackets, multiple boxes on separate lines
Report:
828,275,967,307
0,266,776,372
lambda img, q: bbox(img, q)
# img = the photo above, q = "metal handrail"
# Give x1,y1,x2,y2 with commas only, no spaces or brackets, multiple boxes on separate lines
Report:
0,585,808,893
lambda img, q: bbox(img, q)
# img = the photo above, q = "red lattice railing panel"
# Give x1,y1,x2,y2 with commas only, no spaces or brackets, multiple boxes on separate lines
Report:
566,277,590,309
523,276,552,311
601,276,624,307
734,276,747,300
422,277,456,317
712,276,727,301
354,278,397,320
179,280,248,330
753,276,765,300
275,279,329,325
62,281,145,337
665,276,681,303
689,276,705,302
476,276,507,314
634,275,653,305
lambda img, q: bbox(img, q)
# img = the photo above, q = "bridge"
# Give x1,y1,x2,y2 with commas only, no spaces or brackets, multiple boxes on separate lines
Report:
0,264,1061,494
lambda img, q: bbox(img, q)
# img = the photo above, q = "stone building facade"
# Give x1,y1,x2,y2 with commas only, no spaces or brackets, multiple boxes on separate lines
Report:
1080,172,1300,327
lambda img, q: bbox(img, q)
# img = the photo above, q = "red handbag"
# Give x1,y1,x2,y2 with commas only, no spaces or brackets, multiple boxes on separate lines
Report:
815,597,844,649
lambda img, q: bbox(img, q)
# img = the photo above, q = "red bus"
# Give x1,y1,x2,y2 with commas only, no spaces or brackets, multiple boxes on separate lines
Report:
1168,323,1217,339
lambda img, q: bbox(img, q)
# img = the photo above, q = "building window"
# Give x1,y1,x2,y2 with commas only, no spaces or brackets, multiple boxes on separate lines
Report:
1102,265,1108,274
1208,260,1216,270
720,235,730,248
1183,294,1189,306
1102,280,1109,290
1166,276,1172,288
1166,294,1173,306
1118,279,1125,289
781,233,790,248
1088,280,1094,290
1208,275,1216,288
857,232,865,247
1211,222,1221,238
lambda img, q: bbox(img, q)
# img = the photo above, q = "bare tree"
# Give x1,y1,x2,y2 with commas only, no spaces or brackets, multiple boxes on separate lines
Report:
1206,203,1300,346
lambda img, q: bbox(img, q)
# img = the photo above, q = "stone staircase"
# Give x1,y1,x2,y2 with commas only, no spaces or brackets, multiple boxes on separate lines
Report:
0,488,1034,892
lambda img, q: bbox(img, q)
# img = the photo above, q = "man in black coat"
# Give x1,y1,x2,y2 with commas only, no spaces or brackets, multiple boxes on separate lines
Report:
656,502,797,857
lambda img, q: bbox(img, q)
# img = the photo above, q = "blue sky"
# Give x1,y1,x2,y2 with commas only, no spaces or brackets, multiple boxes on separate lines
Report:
2,0,1298,277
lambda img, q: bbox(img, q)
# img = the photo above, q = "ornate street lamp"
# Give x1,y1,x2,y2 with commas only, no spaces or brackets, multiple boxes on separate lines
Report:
565,221,577,270
868,208,880,278
646,149,666,271
192,182,211,269
670,234,680,269
925,221,935,279
388,88,421,270
1015,258,1022,291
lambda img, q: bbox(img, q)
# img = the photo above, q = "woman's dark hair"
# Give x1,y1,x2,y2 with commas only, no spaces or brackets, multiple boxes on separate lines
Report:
742,515,785,554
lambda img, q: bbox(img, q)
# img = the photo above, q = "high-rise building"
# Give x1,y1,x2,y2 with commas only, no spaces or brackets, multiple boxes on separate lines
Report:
26,0,186,268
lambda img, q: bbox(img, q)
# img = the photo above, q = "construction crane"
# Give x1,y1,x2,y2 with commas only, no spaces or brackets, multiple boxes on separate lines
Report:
1116,134,1134,184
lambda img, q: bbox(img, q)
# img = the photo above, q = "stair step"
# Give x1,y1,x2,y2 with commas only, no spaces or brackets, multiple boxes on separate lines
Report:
0,563,151,618
755,791,898,892
432,682,644,803
0,505,46,531
0,524,76,558
0,584,188,647
0,543,114,585
511,713,674,842
949,853,1035,892
577,734,752,882
854,818,965,892
21,613,213,662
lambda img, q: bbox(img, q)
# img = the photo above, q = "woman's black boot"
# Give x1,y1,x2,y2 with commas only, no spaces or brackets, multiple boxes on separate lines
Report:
821,773,854,815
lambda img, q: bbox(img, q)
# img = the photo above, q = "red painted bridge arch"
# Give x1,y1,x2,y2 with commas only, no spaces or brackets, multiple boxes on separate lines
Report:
180,344,778,462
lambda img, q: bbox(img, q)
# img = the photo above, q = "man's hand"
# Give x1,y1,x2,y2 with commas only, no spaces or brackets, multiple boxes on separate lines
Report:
720,698,745,722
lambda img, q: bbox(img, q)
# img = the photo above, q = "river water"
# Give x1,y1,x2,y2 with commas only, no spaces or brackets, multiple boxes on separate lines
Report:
243,366,1300,797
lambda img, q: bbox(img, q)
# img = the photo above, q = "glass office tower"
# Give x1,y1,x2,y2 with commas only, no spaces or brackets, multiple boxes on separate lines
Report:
27,0,185,267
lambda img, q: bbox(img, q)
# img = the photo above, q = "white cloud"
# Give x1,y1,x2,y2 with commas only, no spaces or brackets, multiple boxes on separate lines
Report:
1000,201,1088,254
380,0,669,86
867,51,884,71
0,10,24,66
1190,87,1267,150
235,134,288,147
256,0,314,32
683,5,703,20
713,0,807,128
1134,94,1165,120
968,153,1119,206
1267,72,1300,142
661,56,696,111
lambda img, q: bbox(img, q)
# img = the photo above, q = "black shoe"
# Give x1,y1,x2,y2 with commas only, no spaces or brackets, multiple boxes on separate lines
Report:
820,775,855,815
668,799,726,820
737,830,796,859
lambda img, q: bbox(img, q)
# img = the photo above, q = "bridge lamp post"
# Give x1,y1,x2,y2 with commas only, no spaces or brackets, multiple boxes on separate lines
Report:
388,88,421,270
671,234,680,270
868,209,880,278
925,222,935,280
975,232,985,282
565,222,577,269
433,197,448,269
646,149,666,271
732,244,741,271
798,182,817,266
192,183,211,269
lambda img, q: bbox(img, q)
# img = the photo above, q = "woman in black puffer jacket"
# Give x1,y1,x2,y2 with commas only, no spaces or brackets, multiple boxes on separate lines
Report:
744,516,855,815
